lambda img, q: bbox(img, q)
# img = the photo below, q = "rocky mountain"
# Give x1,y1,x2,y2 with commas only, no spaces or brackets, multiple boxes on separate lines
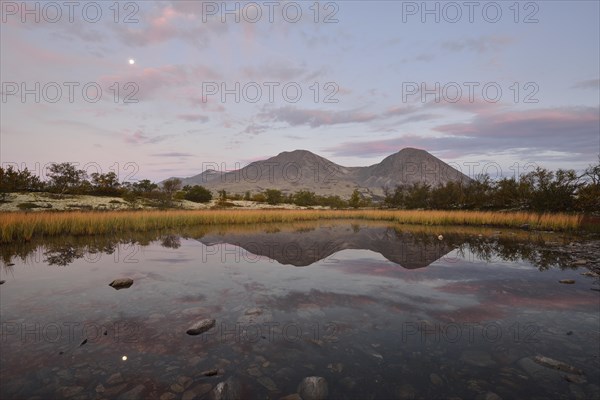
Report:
173,148,470,198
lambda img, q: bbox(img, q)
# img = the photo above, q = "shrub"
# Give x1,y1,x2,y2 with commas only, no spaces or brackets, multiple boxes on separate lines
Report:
184,185,213,203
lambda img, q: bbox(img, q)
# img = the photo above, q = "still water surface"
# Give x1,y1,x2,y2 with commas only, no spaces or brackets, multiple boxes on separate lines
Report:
1,222,599,399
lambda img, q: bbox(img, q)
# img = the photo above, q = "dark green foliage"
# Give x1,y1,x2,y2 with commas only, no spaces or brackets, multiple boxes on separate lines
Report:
383,162,600,213
293,190,317,206
183,185,212,203
47,163,87,195
264,189,283,205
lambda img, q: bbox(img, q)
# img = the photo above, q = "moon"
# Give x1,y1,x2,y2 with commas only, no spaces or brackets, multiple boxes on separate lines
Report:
128,59,135,65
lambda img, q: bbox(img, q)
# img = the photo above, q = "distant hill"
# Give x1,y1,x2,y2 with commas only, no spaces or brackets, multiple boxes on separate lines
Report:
169,148,470,198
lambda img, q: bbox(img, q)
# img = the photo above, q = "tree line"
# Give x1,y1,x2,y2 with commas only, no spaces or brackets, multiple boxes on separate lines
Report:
382,165,599,213
1,161,598,213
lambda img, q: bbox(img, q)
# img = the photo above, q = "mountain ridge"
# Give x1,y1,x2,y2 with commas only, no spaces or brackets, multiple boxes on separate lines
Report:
169,148,471,198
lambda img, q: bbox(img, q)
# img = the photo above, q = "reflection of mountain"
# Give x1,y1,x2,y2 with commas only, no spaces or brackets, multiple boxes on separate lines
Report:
199,225,454,269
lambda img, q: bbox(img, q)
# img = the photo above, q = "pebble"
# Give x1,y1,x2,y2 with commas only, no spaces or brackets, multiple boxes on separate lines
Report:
211,378,240,400
109,278,134,289
186,319,216,335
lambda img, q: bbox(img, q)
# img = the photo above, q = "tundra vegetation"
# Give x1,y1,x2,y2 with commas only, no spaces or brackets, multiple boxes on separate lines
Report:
0,161,598,242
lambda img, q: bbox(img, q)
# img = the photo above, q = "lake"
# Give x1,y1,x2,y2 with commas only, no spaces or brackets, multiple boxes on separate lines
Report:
1,221,599,400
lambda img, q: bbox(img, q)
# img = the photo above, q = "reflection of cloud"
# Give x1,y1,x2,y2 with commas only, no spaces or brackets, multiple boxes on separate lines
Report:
261,289,418,315
432,304,507,323
433,279,598,324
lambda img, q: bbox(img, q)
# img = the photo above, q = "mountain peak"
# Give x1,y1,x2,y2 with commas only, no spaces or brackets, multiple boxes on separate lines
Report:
174,148,469,196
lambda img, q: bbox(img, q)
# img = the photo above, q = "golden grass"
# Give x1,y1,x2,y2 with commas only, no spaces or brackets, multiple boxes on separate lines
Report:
0,209,589,243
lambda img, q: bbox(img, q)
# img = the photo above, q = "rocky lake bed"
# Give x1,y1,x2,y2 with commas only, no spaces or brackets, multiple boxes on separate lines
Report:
1,222,599,399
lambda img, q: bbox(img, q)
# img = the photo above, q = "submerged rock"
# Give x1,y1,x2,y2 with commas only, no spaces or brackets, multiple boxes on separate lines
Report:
56,386,84,398
117,384,146,400
395,383,417,399
484,392,503,400
257,376,278,392
280,394,302,400
183,383,212,400
460,350,497,367
106,372,124,385
564,373,587,384
109,278,134,289
429,373,443,386
338,377,356,391
297,376,328,400
186,319,216,335
533,356,584,375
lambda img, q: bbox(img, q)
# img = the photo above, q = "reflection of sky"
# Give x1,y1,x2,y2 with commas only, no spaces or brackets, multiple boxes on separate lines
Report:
1,236,599,399
1,238,597,325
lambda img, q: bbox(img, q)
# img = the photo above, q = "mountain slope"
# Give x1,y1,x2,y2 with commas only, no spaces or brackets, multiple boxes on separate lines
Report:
173,148,470,197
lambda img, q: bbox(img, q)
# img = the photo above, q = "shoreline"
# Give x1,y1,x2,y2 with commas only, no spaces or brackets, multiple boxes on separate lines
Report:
0,208,593,244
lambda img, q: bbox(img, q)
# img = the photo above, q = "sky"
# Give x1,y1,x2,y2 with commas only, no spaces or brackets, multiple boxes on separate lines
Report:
1,0,599,182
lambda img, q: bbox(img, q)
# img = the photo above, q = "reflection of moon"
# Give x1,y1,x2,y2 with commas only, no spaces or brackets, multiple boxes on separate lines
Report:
128,59,135,65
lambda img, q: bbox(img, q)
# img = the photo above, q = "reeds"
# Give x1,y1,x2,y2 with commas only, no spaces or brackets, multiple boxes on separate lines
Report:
0,209,587,243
